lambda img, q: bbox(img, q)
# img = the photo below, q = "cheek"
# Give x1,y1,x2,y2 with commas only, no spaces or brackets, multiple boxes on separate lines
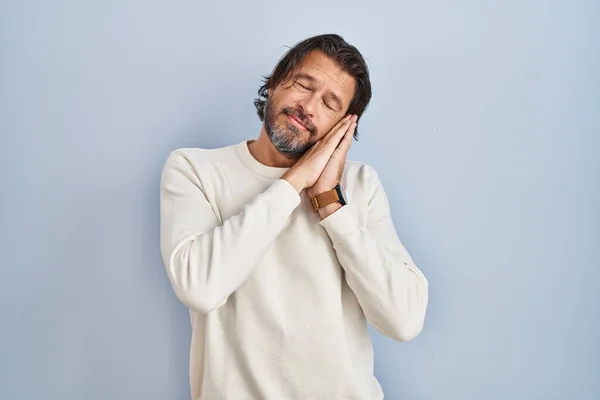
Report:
271,86,296,105
268,90,282,107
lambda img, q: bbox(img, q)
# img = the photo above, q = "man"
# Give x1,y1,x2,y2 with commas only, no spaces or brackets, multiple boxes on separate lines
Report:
160,33,428,400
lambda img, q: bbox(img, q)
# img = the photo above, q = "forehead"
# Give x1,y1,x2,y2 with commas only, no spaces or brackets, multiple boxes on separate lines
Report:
294,51,356,107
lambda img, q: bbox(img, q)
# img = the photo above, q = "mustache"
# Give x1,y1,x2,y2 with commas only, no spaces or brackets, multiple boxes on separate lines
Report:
282,107,316,134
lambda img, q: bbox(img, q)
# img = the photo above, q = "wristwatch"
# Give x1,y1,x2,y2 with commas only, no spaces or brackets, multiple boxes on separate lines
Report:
309,183,348,211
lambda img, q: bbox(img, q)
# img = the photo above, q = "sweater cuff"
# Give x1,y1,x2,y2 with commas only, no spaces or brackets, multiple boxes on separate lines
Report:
318,204,362,246
264,179,301,216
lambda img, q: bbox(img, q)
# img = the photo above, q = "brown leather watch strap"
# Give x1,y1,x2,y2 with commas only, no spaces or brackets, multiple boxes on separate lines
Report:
310,188,340,211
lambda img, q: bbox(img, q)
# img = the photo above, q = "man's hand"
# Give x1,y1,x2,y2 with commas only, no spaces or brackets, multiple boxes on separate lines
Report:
306,114,357,198
306,114,357,219
282,114,357,194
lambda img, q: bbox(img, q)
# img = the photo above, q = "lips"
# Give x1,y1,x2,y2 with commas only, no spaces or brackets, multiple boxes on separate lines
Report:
287,113,308,130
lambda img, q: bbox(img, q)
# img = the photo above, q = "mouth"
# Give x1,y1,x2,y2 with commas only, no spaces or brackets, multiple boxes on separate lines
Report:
286,113,308,131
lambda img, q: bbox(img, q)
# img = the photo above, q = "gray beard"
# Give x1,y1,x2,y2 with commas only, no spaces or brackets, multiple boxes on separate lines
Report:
264,101,314,159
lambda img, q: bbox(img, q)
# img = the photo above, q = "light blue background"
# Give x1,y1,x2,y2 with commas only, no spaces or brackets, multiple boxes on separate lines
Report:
1,1,598,399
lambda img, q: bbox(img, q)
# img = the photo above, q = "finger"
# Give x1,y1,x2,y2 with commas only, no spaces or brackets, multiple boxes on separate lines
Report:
323,118,352,149
331,115,356,147
333,124,354,181
331,114,352,134
331,123,355,164
336,121,356,153
323,115,351,141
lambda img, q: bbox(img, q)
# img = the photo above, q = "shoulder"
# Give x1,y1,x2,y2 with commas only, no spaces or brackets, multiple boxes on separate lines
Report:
343,160,382,186
164,143,238,169
341,160,387,203
160,142,240,188
340,160,392,216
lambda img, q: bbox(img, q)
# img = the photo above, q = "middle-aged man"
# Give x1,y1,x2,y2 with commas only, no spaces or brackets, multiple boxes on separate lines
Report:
160,33,429,400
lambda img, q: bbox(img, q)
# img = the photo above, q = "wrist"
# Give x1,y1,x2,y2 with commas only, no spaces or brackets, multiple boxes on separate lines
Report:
308,183,347,218
316,202,343,220
306,184,335,198
282,172,306,194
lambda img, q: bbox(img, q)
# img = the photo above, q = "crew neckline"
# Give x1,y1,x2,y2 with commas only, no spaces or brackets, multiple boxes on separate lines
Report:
236,140,290,179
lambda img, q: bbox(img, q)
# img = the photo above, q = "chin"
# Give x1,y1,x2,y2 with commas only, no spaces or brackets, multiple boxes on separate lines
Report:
267,128,311,159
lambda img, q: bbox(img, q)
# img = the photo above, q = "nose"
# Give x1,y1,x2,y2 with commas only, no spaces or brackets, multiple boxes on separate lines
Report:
297,92,318,119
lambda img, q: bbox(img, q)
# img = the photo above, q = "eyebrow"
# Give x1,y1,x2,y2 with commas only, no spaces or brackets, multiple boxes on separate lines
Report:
294,72,344,111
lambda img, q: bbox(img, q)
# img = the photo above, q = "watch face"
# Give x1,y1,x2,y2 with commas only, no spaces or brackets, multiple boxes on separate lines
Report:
335,184,347,205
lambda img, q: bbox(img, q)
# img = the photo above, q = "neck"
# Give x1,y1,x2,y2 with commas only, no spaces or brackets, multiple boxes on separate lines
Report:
248,126,298,168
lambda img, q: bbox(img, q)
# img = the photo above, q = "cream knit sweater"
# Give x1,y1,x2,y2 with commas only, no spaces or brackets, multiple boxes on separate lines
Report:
160,140,428,400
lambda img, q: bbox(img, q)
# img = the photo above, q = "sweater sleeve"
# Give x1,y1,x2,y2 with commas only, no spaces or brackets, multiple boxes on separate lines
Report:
160,151,300,314
319,165,429,342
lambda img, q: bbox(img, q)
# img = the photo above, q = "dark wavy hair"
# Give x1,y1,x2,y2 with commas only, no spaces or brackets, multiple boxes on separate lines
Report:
253,33,372,140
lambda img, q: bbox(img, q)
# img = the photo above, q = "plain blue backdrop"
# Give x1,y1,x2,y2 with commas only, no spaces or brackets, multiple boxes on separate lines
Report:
1,1,598,399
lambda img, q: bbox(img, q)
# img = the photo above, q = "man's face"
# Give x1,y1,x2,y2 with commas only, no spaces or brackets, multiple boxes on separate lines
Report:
264,50,357,159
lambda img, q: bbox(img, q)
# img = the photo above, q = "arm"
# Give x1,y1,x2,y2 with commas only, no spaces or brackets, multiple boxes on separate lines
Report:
319,166,429,342
160,151,300,314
